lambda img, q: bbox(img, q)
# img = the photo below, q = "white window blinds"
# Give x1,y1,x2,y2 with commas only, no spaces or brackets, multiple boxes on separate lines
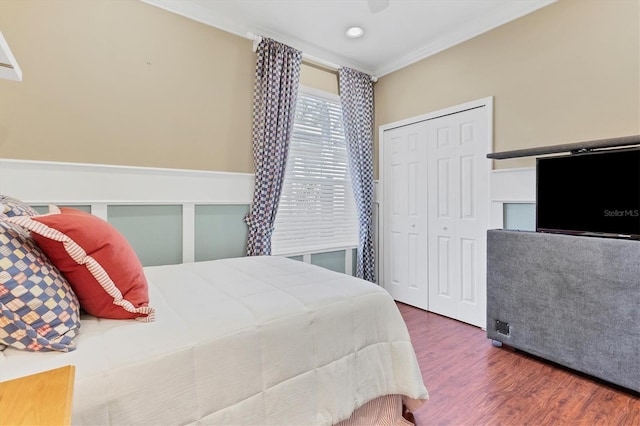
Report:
271,87,359,256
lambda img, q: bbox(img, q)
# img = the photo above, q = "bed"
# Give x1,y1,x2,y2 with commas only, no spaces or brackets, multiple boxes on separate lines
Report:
0,159,428,424
0,222,428,424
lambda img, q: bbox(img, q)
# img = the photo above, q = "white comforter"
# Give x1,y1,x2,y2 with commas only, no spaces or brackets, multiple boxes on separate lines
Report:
0,256,428,425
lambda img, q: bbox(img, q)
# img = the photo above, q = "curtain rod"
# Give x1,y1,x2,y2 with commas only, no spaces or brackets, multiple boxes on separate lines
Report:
246,32,378,82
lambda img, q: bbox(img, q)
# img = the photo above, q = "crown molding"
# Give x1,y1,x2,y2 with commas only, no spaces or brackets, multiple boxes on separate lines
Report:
141,0,374,75
373,0,556,77
141,0,248,39
142,0,555,79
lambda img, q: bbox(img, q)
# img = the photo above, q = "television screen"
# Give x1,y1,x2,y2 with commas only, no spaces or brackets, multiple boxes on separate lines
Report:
536,147,640,239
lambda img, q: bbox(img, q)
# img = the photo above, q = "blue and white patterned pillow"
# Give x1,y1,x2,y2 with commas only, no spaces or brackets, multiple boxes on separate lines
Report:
0,194,39,218
0,199,81,352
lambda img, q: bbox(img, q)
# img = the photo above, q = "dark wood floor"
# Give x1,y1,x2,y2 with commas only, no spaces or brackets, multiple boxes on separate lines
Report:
397,303,640,426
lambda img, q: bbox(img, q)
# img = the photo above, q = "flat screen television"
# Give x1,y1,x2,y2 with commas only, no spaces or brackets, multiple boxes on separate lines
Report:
536,147,640,239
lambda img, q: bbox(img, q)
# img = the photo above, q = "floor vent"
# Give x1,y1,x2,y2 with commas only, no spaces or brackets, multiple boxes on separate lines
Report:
496,320,510,336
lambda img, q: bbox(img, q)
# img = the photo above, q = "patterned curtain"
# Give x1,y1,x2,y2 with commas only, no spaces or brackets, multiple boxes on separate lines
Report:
245,38,302,256
339,67,376,282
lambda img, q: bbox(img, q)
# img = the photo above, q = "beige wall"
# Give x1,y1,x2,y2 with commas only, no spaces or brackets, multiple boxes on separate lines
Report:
300,63,339,95
2,0,637,174
375,0,640,172
0,0,256,173
0,0,340,173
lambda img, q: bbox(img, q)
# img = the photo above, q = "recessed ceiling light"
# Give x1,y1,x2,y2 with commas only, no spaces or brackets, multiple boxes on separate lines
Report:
346,26,364,39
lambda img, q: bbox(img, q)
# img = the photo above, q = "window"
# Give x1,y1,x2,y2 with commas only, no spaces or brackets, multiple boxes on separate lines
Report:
271,87,359,256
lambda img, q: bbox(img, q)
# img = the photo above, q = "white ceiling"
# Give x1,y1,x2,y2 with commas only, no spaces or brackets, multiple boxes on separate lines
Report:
142,0,555,77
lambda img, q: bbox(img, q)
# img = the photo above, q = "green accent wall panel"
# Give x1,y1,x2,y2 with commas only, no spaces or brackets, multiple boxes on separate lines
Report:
311,250,345,274
31,205,91,214
195,204,249,262
108,205,183,267
503,203,536,231
352,248,357,276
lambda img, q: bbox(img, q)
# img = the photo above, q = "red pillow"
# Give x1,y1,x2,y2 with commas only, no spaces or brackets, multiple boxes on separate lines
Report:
4,206,155,321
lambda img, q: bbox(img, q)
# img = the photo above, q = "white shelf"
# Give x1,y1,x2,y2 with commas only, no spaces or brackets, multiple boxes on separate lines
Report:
0,31,22,82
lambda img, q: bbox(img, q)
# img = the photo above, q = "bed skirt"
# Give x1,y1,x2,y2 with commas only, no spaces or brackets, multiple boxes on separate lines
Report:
337,395,425,426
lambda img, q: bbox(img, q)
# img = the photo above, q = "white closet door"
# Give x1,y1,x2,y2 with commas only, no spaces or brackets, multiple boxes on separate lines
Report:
426,106,488,327
382,124,428,309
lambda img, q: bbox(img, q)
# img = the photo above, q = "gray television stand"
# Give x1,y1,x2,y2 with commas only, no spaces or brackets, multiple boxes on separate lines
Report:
486,229,639,392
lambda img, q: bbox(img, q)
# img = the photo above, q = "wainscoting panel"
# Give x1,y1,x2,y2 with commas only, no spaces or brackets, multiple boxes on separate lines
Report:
194,204,250,262
108,205,183,267
1,159,357,274
503,202,536,231
311,250,346,274
489,167,536,229
31,205,92,214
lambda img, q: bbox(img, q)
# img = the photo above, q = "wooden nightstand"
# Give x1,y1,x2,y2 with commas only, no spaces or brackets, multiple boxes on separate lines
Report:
0,365,75,426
